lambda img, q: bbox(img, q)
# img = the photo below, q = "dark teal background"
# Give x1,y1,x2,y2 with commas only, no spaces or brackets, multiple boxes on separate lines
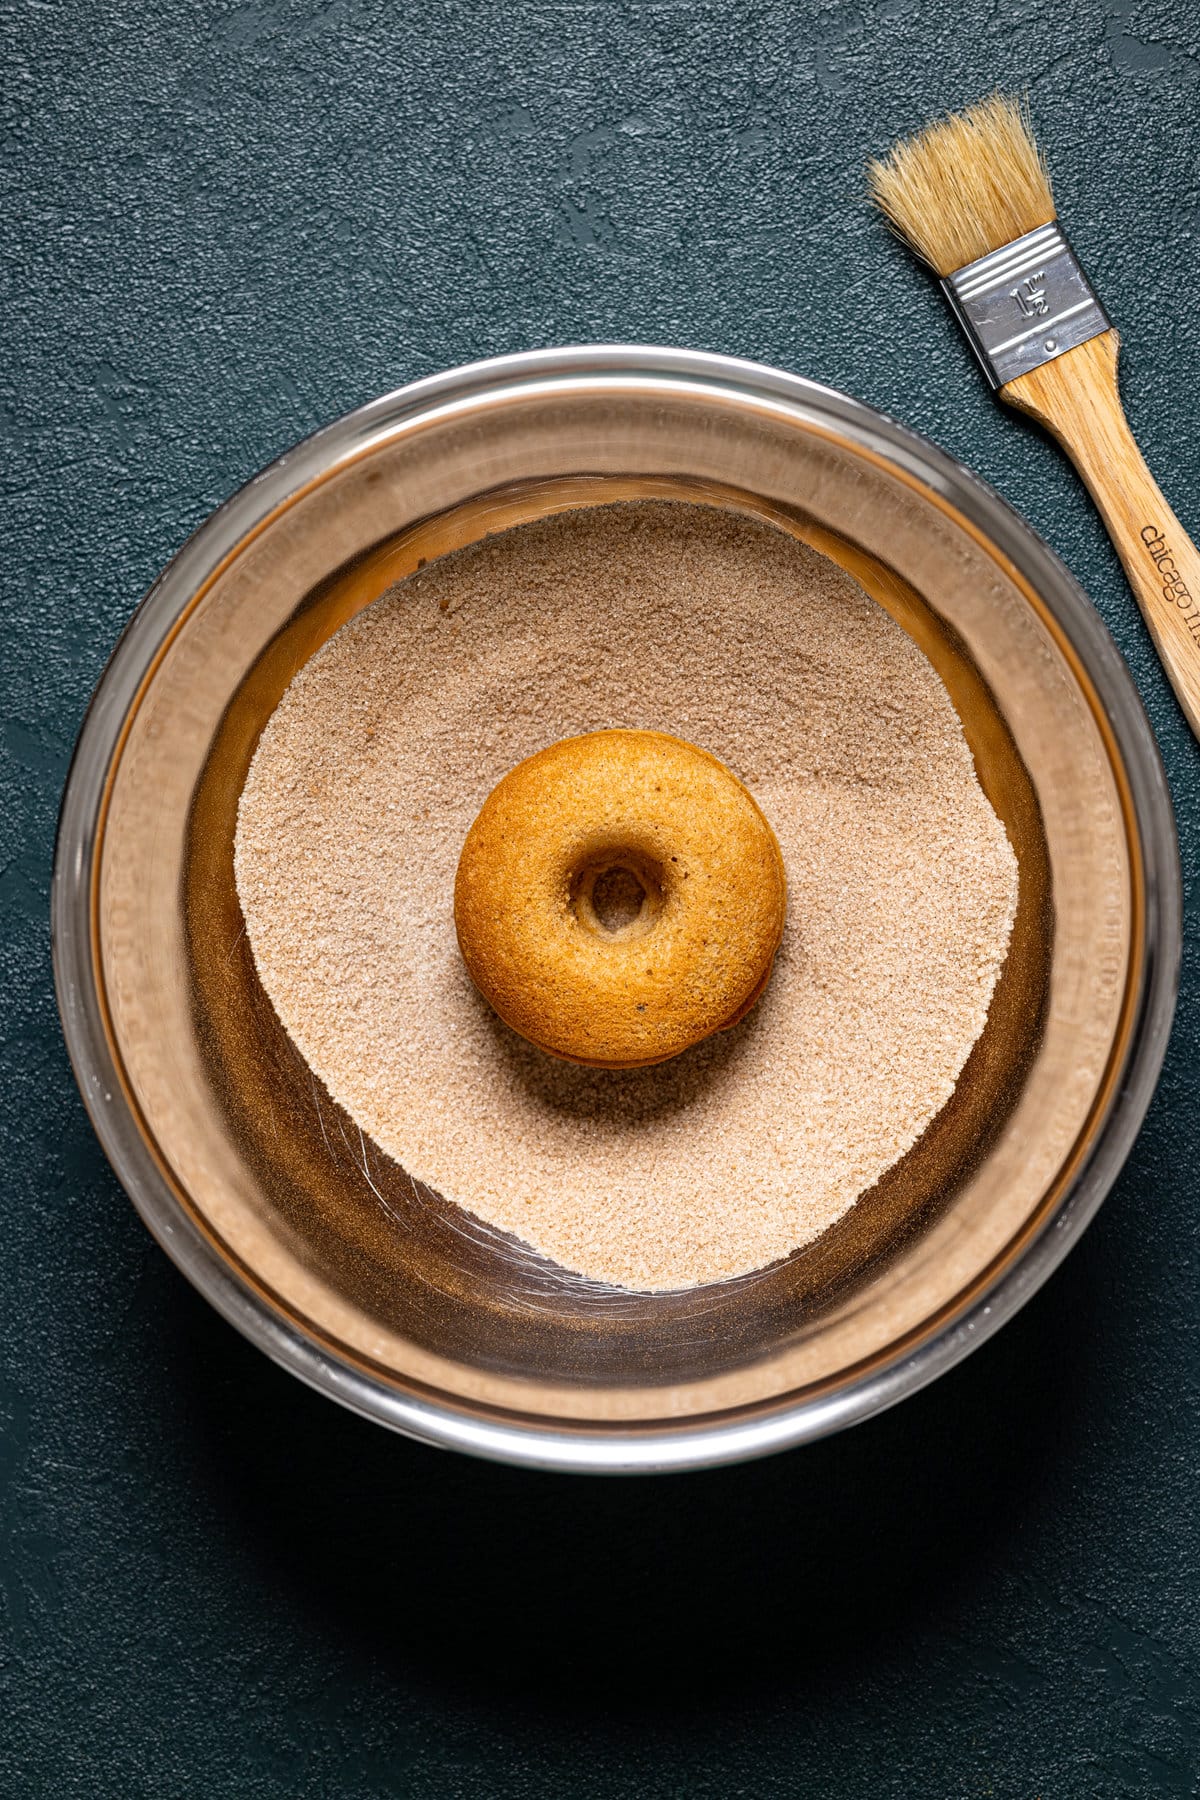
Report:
4,1,1200,1793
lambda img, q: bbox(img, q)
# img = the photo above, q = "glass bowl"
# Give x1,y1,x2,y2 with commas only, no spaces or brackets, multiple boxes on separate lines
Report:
52,348,1180,1472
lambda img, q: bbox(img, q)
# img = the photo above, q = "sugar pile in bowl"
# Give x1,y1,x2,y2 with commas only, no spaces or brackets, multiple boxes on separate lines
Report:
234,501,1018,1292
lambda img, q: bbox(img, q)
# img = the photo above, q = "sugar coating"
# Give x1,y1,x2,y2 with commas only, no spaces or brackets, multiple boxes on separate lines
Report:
234,501,1018,1292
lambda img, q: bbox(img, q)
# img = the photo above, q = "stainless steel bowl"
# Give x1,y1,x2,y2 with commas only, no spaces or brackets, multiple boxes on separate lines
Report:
52,347,1180,1473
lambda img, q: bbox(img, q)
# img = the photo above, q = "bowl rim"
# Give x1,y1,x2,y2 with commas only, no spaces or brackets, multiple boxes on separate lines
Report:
51,345,1182,1474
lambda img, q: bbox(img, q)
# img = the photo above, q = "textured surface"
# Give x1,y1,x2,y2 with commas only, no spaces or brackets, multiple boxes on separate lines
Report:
2,0,1199,1792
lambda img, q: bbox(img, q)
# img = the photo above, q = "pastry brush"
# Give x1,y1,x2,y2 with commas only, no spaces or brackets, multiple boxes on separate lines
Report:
868,93,1200,738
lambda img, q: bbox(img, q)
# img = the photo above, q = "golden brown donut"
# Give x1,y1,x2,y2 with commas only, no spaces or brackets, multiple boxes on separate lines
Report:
453,729,787,1068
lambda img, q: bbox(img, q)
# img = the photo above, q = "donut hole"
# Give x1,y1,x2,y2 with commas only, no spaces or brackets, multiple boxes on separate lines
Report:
571,854,664,942
591,866,646,931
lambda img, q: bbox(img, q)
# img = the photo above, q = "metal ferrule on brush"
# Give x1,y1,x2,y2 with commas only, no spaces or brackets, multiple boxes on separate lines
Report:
942,222,1111,389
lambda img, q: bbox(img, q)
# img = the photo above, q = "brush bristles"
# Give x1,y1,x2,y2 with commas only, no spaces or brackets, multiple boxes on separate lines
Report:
867,93,1056,277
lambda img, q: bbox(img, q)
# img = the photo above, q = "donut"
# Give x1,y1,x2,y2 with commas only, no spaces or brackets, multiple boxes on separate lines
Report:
453,729,787,1068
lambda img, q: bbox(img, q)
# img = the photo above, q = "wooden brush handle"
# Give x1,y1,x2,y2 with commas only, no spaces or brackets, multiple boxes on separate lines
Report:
1005,329,1200,738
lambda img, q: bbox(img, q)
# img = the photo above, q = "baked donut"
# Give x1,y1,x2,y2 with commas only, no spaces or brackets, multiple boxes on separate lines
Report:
453,729,787,1068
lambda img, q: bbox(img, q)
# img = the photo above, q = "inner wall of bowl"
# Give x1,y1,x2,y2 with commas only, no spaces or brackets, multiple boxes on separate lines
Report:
96,380,1132,1422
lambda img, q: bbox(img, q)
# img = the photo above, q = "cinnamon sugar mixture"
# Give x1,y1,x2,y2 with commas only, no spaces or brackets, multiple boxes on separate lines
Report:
234,502,1018,1291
